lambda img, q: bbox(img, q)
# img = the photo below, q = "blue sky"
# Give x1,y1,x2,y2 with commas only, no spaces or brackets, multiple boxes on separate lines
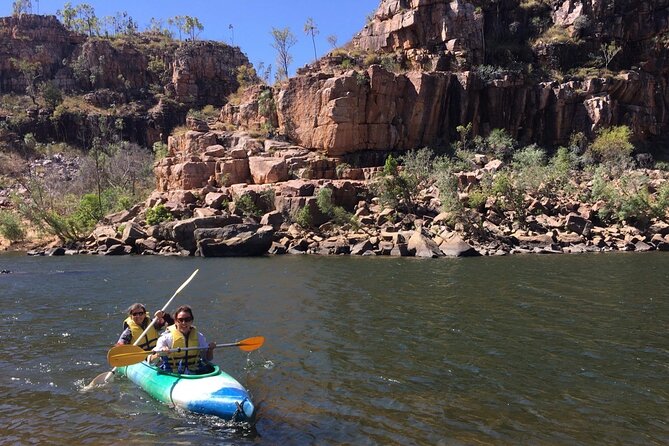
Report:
2,0,380,77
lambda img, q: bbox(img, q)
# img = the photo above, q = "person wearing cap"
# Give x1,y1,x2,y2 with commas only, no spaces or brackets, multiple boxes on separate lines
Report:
116,303,173,351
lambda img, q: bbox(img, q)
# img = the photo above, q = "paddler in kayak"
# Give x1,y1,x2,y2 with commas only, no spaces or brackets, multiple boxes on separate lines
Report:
116,303,173,351
149,305,216,375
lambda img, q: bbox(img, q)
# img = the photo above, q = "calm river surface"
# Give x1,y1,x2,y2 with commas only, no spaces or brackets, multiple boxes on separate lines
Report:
0,252,667,445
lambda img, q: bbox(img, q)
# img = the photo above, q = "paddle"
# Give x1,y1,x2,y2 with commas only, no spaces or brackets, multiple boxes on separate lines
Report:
107,336,265,367
83,269,199,389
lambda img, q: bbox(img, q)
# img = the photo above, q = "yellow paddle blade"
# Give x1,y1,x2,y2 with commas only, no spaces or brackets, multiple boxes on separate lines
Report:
237,336,265,352
107,344,151,367
82,371,114,391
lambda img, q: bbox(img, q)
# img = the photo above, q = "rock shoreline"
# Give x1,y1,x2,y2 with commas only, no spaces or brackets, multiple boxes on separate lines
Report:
25,181,669,259
4,128,668,259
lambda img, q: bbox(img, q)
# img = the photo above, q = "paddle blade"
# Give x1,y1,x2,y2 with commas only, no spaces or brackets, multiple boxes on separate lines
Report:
237,336,265,352
107,344,151,367
83,370,114,390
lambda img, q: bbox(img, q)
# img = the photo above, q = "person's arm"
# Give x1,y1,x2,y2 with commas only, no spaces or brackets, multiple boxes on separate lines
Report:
152,310,166,329
205,342,215,361
116,327,132,345
149,333,171,364
198,333,215,361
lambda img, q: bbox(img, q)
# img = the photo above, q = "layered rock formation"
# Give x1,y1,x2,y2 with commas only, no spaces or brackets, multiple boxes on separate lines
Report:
221,0,669,156
0,14,249,147
0,15,83,92
272,65,662,155
352,0,485,70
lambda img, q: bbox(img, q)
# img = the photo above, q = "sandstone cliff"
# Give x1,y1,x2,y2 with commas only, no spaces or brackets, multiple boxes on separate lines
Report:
222,0,669,158
0,14,249,148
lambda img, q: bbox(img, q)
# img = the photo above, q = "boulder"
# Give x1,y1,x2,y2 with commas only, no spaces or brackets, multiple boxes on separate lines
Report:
157,215,243,253
260,210,285,229
439,234,481,257
195,224,274,257
121,222,147,246
565,213,592,235
248,157,289,184
408,230,444,258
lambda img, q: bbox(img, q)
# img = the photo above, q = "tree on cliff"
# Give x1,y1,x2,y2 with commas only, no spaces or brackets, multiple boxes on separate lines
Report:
304,17,319,61
327,34,338,49
104,11,138,37
184,16,204,41
12,0,32,17
56,2,76,30
271,27,297,82
57,2,100,36
168,15,203,41
9,58,41,105
75,3,100,37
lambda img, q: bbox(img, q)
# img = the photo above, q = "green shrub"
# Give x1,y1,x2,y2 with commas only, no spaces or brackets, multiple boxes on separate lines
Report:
335,162,351,179
71,193,105,231
434,156,464,215
234,194,261,217
512,145,546,169
0,211,25,242
590,168,658,225
340,58,353,70
379,55,400,72
236,64,259,88
654,161,669,171
354,71,368,86
294,205,312,228
38,81,63,109
467,187,488,211
486,128,517,160
653,183,669,219
258,188,275,213
589,125,634,164
476,65,505,83
491,170,527,224
383,154,399,176
145,204,173,225
153,141,168,161
316,187,358,227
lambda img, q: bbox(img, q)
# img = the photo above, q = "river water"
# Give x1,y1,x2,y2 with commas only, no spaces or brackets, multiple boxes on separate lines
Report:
0,252,667,445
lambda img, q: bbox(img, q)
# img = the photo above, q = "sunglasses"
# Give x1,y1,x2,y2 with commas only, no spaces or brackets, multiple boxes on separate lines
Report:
176,317,193,323
131,311,146,316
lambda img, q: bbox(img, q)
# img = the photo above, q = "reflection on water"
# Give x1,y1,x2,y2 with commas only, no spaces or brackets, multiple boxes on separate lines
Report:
0,252,667,445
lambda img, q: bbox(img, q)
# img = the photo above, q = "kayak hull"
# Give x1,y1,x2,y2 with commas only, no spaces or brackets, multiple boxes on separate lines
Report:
117,362,254,421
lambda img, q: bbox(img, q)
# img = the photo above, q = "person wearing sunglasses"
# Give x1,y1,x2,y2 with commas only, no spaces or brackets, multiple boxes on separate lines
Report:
116,303,173,351
150,305,216,374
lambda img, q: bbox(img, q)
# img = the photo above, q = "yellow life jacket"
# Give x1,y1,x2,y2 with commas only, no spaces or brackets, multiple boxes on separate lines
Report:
123,314,159,351
167,324,201,372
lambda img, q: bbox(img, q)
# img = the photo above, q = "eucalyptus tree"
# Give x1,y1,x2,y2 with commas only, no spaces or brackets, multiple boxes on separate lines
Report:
304,17,319,61
12,0,32,17
56,2,76,30
183,16,204,41
271,27,297,82
168,15,203,41
327,34,338,49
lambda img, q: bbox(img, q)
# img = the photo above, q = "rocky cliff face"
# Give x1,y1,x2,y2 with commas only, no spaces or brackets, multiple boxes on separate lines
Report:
276,64,662,155
352,0,485,70
223,0,669,156
170,42,249,105
0,15,83,92
0,14,249,148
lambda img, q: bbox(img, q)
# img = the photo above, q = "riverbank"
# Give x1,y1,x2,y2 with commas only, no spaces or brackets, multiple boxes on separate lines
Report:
12,169,669,258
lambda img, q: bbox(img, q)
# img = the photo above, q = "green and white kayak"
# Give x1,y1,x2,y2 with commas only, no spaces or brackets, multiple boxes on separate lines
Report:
117,361,255,421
